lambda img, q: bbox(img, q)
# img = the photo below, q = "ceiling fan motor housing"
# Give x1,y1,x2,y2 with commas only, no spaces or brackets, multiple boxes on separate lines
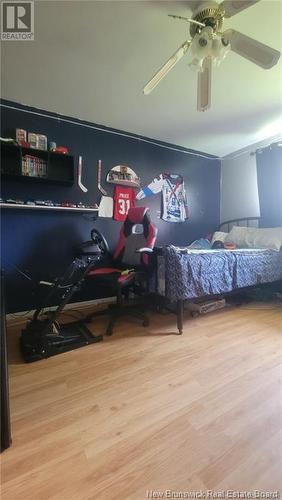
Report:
190,1,224,37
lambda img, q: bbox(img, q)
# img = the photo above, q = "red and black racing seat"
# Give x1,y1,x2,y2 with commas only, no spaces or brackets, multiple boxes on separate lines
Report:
85,207,157,335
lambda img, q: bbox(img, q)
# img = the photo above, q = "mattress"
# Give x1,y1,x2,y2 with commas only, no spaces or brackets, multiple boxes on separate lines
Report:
156,245,282,302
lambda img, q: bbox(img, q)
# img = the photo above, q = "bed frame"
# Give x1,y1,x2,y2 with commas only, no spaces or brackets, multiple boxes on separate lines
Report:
219,216,260,232
172,217,262,334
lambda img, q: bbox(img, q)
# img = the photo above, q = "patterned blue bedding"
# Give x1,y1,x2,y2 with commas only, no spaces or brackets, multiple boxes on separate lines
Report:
157,245,282,302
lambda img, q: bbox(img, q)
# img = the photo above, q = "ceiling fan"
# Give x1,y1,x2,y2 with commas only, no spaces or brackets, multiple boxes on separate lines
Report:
143,0,281,111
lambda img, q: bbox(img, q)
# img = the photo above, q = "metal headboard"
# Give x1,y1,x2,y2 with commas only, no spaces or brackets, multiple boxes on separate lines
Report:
219,217,260,233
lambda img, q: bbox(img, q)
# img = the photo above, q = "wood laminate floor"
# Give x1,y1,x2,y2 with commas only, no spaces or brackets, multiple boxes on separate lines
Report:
1,303,282,500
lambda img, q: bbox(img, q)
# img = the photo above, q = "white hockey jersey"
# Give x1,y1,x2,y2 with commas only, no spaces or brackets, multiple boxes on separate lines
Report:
136,173,189,223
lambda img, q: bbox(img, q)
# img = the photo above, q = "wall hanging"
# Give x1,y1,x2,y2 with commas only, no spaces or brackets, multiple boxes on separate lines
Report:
106,165,140,188
113,185,136,222
98,196,114,218
97,160,108,195
137,173,189,223
77,156,88,193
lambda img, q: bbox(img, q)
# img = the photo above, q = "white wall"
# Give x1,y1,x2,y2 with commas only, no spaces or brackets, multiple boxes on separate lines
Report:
220,152,260,223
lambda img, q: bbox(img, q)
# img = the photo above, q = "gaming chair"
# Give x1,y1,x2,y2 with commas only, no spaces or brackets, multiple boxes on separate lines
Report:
84,207,158,335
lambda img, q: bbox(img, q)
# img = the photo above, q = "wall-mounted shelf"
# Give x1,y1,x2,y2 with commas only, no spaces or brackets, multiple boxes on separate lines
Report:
1,143,75,185
0,203,98,213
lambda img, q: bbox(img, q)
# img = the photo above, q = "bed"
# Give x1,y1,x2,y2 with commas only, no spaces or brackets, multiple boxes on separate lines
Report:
153,217,282,334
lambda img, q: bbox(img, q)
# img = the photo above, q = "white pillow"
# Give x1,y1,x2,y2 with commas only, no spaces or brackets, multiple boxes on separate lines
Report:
211,231,228,244
226,226,282,251
245,227,282,251
225,226,249,247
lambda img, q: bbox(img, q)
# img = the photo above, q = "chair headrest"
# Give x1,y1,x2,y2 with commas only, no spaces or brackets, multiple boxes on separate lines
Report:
127,207,149,224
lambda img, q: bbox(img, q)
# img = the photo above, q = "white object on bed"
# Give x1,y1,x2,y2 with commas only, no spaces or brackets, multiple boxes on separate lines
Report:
211,231,228,244
225,226,249,247
226,226,282,251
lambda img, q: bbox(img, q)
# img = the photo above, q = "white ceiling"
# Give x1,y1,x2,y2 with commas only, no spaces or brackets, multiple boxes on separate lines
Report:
1,0,282,156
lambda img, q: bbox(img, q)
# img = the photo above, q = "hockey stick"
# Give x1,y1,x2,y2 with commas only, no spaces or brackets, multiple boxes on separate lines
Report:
78,156,88,193
97,160,108,195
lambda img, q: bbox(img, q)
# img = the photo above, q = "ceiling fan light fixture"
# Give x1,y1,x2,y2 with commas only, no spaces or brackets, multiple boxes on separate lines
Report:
188,28,230,72
211,37,230,66
188,27,213,71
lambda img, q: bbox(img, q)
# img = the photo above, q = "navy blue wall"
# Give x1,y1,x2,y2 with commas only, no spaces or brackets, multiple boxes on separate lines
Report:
1,100,221,312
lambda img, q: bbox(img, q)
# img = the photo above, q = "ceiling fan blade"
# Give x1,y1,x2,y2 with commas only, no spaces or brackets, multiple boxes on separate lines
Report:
143,41,190,95
197,57,212,112
219,0,260,18
223,29,281,69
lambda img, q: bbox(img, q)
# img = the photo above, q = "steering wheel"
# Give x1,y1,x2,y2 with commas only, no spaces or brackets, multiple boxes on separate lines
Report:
90,229,110,255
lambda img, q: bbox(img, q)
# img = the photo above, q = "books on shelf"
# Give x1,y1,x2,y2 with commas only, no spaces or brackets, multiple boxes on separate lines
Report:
22,155,47,178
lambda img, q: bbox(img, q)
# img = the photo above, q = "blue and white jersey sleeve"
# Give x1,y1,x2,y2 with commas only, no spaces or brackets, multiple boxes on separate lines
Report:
136,175,164,200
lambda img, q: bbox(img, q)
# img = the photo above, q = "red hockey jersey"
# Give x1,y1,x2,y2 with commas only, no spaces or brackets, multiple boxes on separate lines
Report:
113,186,136,221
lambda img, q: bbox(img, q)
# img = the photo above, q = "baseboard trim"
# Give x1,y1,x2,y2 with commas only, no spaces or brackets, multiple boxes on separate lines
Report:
6,297,116,327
